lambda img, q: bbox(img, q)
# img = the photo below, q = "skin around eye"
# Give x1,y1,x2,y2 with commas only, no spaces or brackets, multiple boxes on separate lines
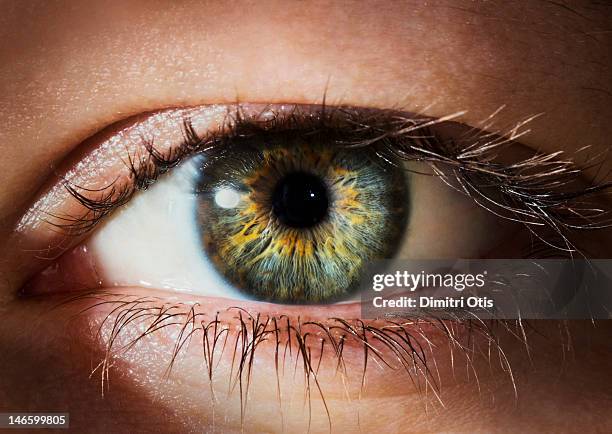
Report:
15,103,548,433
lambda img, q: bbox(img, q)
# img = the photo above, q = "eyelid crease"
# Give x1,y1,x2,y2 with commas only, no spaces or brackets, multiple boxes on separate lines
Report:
15,103,612,260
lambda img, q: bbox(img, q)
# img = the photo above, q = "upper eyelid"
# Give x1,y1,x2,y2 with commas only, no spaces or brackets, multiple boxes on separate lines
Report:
14,103,611,256
14,103,446,236
15,105,229,232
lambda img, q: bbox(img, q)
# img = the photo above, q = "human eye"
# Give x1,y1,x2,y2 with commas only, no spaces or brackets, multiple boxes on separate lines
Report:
20,103,546,304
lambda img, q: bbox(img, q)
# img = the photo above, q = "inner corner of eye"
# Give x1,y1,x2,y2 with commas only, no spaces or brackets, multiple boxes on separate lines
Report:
48,125,412,305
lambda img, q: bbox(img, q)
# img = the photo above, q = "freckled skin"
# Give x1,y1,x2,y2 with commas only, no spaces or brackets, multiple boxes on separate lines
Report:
198,141,408,303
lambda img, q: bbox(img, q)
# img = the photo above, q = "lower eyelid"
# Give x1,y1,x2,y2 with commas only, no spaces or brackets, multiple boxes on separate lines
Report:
47,285,469,372
24,287,434,426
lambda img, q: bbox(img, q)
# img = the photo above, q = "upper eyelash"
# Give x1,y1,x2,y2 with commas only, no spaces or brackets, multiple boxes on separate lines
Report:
53,104,612,253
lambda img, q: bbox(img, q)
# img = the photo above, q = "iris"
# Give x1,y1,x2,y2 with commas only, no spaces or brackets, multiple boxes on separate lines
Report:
197,137,409,303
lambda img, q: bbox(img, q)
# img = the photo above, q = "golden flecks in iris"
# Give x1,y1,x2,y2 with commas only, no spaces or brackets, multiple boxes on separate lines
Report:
198,141,408,303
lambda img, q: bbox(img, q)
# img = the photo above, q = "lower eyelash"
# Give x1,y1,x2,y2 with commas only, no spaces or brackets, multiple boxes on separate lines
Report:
59,290,524,428
55,103,612,256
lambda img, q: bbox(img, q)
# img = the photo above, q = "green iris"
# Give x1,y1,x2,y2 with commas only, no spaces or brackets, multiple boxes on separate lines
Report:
196,136,409,303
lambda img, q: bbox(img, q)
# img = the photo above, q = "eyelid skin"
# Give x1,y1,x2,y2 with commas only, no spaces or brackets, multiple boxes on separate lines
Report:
17,103,426,237
15,284,497,433
16,105,231,234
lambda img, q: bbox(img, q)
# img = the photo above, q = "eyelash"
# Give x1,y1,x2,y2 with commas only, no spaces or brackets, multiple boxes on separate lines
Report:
43,103,611,424
56,104,612,254
66,288,523,427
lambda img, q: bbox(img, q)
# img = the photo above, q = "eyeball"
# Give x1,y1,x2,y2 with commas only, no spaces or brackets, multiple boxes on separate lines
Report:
88,137,410,303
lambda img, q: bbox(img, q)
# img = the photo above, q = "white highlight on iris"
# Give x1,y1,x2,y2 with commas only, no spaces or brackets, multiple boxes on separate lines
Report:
214,187,241,209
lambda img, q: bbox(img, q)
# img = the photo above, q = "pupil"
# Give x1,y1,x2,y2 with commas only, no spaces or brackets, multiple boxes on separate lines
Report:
272,172,329,228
